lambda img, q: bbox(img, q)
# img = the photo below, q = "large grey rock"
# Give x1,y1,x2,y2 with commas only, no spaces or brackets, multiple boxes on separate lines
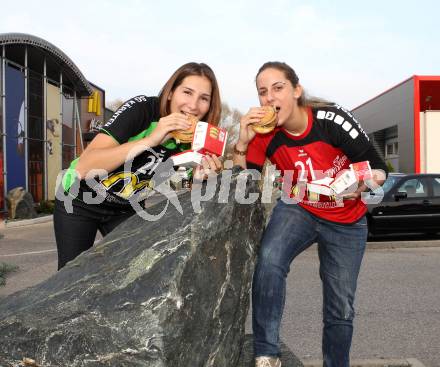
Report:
6,187,37,220
0,170,265,367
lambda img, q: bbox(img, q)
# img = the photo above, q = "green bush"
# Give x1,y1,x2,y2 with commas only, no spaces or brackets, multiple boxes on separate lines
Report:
37,200,55,214
0,262,19,286
386,160,395,173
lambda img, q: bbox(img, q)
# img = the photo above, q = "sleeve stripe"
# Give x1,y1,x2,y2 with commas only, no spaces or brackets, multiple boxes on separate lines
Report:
99,128,121,144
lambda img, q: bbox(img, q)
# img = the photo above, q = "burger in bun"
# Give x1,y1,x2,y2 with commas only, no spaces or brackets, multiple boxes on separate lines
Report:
251,106,278,134
171,114,198,144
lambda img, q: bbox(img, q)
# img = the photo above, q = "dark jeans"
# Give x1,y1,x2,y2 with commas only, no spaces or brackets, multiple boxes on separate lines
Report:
252,200,367,367
54,199,134,270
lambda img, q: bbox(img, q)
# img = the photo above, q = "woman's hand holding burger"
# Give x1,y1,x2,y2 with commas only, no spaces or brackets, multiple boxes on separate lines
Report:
237,106,278,151
145,113,192,147
170,114,198,144
237,107,264,149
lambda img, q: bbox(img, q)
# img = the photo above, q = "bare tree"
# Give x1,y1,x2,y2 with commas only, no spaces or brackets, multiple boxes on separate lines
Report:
220,102,232,121
219,102,243,159
106,98,125,112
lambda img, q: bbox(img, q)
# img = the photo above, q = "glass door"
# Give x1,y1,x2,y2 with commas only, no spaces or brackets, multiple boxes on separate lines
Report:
28,70,45,203
46,81,61,200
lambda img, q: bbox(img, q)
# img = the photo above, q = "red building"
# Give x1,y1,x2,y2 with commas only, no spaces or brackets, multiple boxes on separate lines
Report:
352,76,440,174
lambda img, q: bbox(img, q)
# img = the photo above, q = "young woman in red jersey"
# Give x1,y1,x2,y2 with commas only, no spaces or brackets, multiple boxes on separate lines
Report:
233,62,387,367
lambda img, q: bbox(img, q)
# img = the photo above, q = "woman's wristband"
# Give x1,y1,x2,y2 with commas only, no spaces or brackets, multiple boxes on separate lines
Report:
233,144,248,156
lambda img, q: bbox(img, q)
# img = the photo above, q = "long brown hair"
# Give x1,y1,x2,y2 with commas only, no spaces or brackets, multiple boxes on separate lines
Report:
158,62,222,125
256,61,333,108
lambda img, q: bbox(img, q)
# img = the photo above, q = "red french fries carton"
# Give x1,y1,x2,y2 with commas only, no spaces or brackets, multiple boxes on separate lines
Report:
350,161,372,180
330,160,371,195
307,177,334,196
192,122,228,156
330,169,358,195
171,122,228,168
305,161,372,197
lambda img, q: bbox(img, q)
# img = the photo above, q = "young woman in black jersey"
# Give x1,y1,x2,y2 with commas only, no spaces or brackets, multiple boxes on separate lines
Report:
233,62,387,367
54,62,223,270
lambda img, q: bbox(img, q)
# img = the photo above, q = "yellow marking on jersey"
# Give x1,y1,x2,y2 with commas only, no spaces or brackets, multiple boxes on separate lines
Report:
291,184,300,197
308,190,320,202
101,172,154,199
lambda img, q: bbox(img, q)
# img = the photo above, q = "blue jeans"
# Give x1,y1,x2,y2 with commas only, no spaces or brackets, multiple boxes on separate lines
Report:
252,200,367,367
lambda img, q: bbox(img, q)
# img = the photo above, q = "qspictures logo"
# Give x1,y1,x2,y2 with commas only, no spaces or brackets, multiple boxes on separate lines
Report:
55,157,386,222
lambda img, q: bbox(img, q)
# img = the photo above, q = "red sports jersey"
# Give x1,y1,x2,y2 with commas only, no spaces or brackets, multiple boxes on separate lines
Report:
247,104,386,224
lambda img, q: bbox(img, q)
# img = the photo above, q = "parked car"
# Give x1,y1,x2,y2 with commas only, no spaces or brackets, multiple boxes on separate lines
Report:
366,173,440,237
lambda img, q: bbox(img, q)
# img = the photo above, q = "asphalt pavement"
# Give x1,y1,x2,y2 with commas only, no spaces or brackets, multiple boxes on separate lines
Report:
0,219,439,366
264,245,440,367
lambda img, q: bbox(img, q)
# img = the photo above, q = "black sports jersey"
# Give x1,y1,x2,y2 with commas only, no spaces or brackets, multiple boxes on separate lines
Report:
100,95,159,144
63,95,187,210
247,104,387,224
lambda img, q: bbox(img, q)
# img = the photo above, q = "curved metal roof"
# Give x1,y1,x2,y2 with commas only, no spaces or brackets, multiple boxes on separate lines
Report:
0,32,92,96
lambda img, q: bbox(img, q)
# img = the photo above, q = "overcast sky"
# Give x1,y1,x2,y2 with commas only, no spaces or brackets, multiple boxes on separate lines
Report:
1,0,439,113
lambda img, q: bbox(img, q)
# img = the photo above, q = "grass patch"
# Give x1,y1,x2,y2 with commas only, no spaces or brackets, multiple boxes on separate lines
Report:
0,262,19,286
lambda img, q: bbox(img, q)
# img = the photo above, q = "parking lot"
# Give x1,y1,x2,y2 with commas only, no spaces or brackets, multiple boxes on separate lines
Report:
1,220,439,366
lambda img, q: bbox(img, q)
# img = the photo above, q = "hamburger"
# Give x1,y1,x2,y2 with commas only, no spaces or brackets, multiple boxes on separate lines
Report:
251,106,278,134
171,114,198,144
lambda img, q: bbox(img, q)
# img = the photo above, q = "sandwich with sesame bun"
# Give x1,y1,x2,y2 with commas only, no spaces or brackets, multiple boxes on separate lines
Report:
171,114,198,144
251,106,278,134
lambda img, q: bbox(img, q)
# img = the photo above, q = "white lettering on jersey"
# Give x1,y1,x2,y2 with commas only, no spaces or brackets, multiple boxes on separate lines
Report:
137,149,167,175
294,158,317,181
316,105,369,141
342,121,352,131
324,154,348,177
134,96,147,103
334,115,344,125
325,111,335,120
317,111,326,119
349,130,359,139
104,95,146,128
333,104,369,140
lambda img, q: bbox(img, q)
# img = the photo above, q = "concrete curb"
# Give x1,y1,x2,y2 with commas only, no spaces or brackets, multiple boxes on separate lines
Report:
405,359,428,367
1,215,53,228
1,215,440,250
302,358,426,367
306,239,440,251
366,240,440,250
0,189,191,229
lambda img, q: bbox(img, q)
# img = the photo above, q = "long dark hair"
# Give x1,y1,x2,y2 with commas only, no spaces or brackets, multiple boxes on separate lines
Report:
158,62,221,125
256,61,333,108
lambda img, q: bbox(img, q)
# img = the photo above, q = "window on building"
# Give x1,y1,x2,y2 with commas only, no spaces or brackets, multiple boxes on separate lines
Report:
385,141,399,157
